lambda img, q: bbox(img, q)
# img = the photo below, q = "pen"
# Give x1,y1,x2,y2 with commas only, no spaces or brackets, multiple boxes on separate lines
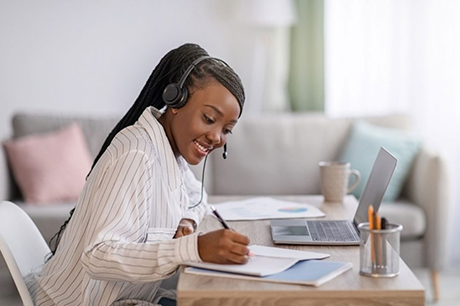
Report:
381,217,388,267
211,205,231,230
210,206,255,258
381,217,388,230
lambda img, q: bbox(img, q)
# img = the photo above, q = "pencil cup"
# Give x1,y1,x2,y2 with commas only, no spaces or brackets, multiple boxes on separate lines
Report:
358,222,403,278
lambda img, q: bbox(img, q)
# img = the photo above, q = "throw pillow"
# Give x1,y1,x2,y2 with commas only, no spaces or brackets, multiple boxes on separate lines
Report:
339,120,422,202
3,122,92,204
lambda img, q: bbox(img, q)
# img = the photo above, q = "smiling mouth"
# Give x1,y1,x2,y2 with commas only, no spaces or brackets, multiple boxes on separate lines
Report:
193,140,213,154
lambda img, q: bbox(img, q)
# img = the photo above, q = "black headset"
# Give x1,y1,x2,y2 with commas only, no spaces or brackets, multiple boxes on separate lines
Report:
162,55,229,160
164,56,231,210
162,55,229,109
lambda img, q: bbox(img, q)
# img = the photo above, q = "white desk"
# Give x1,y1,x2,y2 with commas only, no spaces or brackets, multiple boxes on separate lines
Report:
177,195,425,306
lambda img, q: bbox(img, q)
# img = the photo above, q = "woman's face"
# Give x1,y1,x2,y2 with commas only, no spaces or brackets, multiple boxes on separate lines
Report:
167,80,240,165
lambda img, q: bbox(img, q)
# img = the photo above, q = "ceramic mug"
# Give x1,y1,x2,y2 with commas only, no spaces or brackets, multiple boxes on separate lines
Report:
319,161,361,203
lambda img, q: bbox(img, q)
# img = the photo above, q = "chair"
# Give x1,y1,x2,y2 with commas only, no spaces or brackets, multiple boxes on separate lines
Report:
0,201,50,306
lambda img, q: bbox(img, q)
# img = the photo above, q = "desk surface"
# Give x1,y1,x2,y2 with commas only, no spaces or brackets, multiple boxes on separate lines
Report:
177,195,425,306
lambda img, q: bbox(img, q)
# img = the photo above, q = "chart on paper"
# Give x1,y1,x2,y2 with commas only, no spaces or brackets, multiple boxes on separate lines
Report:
214,197,325,221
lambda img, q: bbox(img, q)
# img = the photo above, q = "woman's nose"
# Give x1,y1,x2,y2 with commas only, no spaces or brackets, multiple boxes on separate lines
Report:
207,129,222,146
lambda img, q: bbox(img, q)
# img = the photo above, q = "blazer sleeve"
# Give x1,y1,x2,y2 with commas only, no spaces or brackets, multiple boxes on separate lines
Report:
81,150,202,283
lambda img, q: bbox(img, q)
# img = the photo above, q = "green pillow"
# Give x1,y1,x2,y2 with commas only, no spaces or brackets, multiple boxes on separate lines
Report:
339,121,422,202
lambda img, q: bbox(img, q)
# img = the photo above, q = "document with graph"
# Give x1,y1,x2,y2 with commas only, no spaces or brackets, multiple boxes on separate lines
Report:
212,197,325,221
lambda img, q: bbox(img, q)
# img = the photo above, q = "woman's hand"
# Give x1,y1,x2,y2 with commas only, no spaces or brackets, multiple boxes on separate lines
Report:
197,229,250,264
174,218,196,238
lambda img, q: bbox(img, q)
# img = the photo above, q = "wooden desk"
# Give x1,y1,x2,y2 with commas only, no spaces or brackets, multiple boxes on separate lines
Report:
178,195,425,306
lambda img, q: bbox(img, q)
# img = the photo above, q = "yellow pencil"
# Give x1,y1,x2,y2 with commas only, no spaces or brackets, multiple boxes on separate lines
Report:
368,205,375,267
368,205,374,230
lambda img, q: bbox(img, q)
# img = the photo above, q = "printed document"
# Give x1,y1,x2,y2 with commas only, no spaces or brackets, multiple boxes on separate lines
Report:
214,197,325,221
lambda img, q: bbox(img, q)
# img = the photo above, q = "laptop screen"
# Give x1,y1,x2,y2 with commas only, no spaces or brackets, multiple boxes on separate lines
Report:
352,147,398,227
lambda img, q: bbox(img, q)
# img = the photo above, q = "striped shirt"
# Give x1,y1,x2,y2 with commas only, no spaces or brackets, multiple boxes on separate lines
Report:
25,106,209,305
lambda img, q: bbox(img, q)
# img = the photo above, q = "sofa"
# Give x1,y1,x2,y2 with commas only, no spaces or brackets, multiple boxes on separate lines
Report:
0,112,451,296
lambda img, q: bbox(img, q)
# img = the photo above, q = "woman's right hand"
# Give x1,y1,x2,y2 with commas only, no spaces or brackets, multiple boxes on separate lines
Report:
197,229,250,264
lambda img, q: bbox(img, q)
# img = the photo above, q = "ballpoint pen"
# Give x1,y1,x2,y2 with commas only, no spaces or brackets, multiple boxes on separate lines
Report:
381,217,388,230
210,205,231,229
210,206,255,258
381,217,388,267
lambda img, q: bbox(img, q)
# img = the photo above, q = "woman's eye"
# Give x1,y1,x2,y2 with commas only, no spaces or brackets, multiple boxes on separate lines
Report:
203,115,214,124
224,129,233,135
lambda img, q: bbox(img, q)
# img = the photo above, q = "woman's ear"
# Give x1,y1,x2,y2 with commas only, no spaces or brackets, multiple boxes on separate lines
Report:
170,107,180,115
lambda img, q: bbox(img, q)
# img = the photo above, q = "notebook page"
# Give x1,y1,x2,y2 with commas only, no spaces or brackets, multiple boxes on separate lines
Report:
184,256,298,277
250,245,330,260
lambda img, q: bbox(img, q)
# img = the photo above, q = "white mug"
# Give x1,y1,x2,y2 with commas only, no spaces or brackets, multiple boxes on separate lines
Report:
319,161,361,203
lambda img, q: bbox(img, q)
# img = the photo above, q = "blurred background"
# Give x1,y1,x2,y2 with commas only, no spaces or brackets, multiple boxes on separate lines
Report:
1,0,459,302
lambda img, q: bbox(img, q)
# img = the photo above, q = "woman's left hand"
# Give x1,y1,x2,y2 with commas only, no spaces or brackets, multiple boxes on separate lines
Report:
174,218,196,238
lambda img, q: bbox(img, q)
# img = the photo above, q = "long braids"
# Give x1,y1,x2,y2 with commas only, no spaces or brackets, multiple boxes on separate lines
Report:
47,43,245,260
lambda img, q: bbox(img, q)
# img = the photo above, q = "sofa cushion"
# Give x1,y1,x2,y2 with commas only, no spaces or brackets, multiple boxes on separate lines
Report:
211,114,413,196
339,121,422,202
379,200,426,239
3,123,92,204
211,114,351,195
8,113,118,201
12,113,118,159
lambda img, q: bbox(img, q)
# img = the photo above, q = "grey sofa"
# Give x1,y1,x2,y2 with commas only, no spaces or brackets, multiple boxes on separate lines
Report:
0,112,451,297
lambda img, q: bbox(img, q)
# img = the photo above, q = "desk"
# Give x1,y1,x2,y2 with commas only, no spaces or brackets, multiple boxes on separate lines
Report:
178,195,425,306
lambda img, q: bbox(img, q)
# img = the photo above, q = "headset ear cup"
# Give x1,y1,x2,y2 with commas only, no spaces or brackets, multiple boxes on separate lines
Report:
174,87,189,109
164,56,225,109
162,83,182,106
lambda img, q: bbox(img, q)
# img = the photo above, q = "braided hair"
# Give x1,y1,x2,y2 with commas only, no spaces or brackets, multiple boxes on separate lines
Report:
47,43,245,259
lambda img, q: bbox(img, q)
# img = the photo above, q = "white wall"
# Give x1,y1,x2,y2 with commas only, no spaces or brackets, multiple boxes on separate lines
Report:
0,0,258,140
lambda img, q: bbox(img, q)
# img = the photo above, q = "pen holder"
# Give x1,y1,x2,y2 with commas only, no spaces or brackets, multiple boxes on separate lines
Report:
358,222,403,278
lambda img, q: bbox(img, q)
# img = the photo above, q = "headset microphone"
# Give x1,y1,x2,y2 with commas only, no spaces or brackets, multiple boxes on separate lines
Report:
223,143,228,159
177,57,232,209
188,143,228,210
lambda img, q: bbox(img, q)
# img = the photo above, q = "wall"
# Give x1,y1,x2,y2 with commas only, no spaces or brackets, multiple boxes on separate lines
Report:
0,0,257,141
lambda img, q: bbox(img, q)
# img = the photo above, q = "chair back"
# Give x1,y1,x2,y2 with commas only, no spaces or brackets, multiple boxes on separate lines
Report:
0,201,51,306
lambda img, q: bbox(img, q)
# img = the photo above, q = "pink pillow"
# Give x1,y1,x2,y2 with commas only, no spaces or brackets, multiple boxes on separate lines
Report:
3,123,93,205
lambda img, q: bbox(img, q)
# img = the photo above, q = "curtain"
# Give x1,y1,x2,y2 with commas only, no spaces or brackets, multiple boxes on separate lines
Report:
288,0,324,112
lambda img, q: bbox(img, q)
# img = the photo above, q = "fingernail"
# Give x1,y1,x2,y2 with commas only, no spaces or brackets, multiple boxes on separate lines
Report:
248,251,255,257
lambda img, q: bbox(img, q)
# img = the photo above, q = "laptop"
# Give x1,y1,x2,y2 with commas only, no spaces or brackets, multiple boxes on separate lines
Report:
270,147,397,245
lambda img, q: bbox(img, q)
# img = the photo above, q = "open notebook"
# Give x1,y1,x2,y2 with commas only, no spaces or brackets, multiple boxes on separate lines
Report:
184,260,352,287
183,245,330,277
183,245,351,286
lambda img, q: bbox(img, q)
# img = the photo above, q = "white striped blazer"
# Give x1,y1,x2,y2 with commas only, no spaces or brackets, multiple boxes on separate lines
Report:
26,106,209,305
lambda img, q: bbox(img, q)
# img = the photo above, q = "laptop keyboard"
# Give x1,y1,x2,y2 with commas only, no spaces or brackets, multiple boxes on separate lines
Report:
307,221,359,242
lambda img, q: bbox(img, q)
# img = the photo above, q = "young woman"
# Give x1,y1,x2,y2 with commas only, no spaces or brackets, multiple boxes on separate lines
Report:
25,43,249,306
